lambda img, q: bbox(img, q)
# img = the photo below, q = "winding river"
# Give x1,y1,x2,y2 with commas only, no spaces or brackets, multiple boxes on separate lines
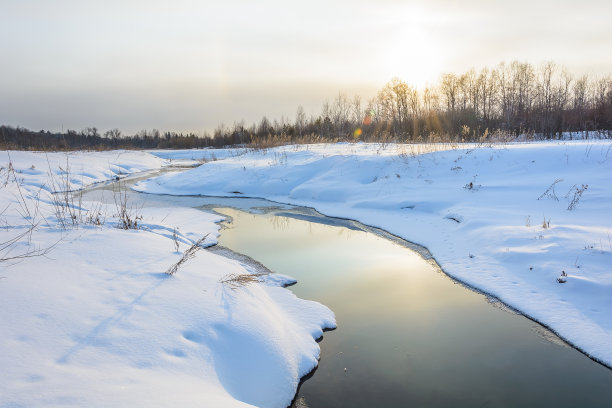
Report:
82,173,612,407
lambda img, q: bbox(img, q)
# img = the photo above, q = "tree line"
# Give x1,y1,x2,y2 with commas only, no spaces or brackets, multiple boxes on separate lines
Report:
0,127,225,151
2,60,611,150
243,61,612,144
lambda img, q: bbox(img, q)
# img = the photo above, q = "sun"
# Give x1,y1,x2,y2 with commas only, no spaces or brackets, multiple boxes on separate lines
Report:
381,18,444,89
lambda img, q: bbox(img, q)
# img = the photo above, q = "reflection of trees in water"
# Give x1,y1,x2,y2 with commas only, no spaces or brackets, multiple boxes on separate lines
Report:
264,212,360,242
269,214,291,231
336,225,357,241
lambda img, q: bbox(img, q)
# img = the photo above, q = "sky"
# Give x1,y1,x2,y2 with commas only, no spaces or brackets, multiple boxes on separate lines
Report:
1,0,611,135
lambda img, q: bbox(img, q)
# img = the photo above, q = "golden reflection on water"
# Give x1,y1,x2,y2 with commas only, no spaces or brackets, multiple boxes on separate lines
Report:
216,207,478,318
213,206,612,408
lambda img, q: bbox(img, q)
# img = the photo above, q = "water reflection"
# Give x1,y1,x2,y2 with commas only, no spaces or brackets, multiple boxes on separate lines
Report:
269,213,291,231
274,212,364,231
265,212,360,243
79,178,612,408
216,207,612,408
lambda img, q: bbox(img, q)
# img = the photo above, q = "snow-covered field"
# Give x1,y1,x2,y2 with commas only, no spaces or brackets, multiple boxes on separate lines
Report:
0,150,334,408
135,141,612,367
151,147,246,160
2,141,611,407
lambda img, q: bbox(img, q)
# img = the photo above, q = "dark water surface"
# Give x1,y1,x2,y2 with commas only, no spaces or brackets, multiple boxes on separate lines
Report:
214,207,612,408
81,181,612,408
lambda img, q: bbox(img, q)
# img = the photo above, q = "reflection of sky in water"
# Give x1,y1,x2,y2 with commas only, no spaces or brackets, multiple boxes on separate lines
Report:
216,207,612,408
77,179,612,408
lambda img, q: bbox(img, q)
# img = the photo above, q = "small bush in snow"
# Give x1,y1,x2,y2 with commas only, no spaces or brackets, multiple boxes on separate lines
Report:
566,184,588,211
112,184,142,230
557,270,568,283
46,155,107,228
464,181,481,191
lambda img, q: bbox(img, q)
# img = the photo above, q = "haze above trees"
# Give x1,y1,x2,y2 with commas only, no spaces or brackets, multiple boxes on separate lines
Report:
2,61,611,150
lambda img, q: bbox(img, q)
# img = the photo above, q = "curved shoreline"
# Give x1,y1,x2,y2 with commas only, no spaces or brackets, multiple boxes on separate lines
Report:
142,189,612,372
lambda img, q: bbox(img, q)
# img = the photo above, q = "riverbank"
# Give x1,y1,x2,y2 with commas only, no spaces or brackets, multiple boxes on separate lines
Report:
214,205,612,408
0,150,334,408
136,140,612,367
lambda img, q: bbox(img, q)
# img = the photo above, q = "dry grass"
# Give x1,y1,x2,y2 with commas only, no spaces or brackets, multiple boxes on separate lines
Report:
1,153,57,263
46,154,107,229
538,179,563,201
219,272,268,289
566,184,588,211
166,234,209,275
112,182,142,230
248,133,337,151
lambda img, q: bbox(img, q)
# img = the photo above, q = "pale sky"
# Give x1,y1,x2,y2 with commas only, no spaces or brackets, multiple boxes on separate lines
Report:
1,0,611,134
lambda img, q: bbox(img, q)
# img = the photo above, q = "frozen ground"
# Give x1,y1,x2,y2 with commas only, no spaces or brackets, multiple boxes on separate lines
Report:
135,140,612,367
0,150,335,408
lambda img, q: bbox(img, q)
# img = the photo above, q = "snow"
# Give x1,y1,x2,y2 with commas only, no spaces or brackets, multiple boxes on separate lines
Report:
3,142,611,406
6,149,166,187
149,148,247,167
0,150,335,408
135,141,612,367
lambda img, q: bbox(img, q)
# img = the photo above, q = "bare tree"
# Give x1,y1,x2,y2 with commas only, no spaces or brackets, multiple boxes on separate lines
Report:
295,105,306,136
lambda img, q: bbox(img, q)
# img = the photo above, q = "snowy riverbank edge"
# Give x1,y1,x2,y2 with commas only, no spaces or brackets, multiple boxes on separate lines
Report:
135,141,612,368
0,150,335,408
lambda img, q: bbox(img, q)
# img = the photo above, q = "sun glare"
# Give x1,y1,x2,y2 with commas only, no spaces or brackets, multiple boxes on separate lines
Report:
381,12,444,89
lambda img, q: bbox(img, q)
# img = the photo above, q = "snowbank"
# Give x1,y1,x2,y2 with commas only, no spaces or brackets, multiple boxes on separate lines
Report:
6,149,165,188
0,150,335,408
135,141,612,367
149,147,247,166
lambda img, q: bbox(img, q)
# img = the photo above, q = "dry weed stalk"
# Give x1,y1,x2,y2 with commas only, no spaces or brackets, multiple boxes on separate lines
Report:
566,184,588,211
1,153,57,263
0,224,56,263
172,227,180,252
112,183,142,229
46,154,108,228
538,179,563,201
219,272,268,290
166,234,209,275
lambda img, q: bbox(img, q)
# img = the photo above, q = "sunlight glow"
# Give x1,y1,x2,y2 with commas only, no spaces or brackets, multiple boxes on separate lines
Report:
382,22,444,89
1,0,611,133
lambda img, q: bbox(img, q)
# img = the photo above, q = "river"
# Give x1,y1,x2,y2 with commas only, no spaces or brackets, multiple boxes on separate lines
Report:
81,174,612,407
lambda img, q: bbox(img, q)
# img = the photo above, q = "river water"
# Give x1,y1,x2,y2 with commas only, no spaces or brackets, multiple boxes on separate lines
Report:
81,177,612,407
215,207,612,408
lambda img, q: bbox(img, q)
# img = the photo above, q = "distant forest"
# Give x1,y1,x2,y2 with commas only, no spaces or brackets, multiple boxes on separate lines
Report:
2,61,611,150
